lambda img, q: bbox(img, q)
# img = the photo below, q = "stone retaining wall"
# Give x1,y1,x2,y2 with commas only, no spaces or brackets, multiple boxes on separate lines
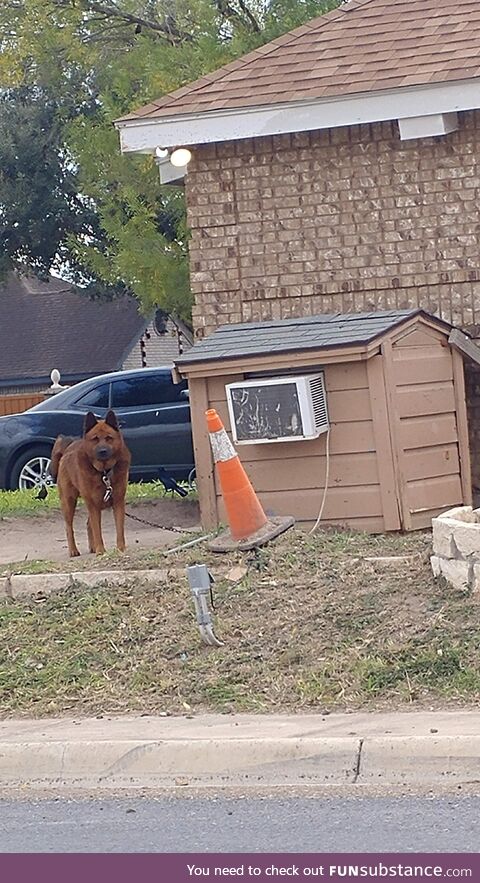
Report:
431,506,480,592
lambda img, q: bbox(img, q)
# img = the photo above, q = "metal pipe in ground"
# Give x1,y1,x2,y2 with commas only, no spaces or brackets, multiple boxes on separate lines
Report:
187,564,224,647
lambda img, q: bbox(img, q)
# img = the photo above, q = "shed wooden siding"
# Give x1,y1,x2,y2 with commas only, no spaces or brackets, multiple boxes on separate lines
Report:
390,327,464,528
0,393,43,416
206,361,387,531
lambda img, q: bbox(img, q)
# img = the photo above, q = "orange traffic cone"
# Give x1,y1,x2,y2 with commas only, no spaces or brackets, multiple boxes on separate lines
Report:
205,409,294,552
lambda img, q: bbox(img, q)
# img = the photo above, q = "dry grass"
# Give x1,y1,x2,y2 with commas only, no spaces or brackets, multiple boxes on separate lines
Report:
1,527,480,717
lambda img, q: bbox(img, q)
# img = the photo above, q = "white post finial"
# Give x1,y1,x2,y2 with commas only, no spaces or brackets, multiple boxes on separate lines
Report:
44,368,68,396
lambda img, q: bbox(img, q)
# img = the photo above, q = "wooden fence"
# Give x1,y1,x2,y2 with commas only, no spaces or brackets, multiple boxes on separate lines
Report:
0,393,44,417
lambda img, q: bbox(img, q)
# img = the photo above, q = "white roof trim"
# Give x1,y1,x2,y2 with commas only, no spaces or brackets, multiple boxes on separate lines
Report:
116,77,480,161
398,111,459,141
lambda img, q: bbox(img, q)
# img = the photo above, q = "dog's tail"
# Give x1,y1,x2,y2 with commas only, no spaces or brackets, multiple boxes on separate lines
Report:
49,436,75,481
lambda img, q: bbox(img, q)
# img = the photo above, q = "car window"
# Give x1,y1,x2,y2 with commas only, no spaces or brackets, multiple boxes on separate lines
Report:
110,374,186,408
74,382,111,409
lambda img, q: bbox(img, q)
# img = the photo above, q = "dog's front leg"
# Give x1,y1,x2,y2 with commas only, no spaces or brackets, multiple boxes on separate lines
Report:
87,518,95,554
113,497,126,552
112,468,128,552
86,501,105,555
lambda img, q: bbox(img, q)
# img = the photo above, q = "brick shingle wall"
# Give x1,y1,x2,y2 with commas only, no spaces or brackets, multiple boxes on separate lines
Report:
186,110,480,337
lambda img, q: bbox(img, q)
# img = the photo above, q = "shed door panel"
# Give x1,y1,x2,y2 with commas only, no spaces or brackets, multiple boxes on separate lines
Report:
391,342,463,528
392,348,453,386
403,444,460,482
398,413,458,450
396,383,456,419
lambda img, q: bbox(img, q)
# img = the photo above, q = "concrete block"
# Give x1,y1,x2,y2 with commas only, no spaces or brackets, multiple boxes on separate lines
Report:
68,570,166,589
431,556,471,591
437,506,476,524
451,522,480,557
10,573,71,598
430,555,441,578
471,563,480,594
7,568,170,599
432,518,457,558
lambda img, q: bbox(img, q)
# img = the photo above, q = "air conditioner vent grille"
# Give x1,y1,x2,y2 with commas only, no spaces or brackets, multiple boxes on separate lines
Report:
309,375,329,431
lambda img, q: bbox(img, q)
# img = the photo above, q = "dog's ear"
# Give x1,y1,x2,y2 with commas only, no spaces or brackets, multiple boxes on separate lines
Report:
84,412,98,435
105,409,119,431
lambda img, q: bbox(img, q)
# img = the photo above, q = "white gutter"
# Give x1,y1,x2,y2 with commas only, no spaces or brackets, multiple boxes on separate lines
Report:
116,77,480,160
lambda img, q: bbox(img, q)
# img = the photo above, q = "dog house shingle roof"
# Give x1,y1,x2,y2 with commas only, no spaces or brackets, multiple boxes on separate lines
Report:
118,0,480,122
176,309,452,367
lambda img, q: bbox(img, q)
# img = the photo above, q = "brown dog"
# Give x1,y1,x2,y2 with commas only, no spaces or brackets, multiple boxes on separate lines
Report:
50,410,131,557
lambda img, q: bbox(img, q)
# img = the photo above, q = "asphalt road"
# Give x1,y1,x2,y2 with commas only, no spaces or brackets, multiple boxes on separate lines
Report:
0,796,478,853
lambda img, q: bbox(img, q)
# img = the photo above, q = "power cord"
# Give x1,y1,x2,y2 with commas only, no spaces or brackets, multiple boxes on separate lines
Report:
308,426,331,535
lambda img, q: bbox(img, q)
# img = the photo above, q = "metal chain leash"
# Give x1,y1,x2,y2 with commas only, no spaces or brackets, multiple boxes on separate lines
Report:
124,470,197,534
124,510,186,533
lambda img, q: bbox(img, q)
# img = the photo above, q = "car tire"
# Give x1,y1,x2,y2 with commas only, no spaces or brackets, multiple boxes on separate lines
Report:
9,445,54,491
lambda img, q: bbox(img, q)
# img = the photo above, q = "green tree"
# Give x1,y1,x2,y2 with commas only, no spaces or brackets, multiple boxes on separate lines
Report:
0,0,341,323
0,86,134,300
0,88,87,280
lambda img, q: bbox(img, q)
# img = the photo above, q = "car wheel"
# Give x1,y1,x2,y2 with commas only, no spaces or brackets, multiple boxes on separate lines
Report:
10,446,54,492
188,467,196,489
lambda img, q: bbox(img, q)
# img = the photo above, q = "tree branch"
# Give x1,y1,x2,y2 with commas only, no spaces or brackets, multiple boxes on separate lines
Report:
53,0,193,44
214,0,261,33
235,0,261,32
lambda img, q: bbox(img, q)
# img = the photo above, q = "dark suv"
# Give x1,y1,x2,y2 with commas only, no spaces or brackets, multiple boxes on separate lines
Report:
0,367,194,491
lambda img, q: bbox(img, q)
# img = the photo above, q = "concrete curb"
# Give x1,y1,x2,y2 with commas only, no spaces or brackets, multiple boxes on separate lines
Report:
0,553,423,599
360,735,480,785
0,738,360,788
0,566,236,598
0,568,187,598
1,713,479,790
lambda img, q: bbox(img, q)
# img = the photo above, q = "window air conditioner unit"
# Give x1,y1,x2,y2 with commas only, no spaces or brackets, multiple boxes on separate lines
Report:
226,373,329,444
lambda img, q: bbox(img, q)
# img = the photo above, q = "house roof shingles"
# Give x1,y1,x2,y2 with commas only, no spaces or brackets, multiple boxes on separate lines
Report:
175,309,450,368
0,275,146,384
119,0,480,122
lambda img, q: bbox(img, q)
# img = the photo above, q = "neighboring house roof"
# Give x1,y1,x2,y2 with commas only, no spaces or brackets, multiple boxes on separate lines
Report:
0,274,146,385
175,309,451,367
118,0,480,122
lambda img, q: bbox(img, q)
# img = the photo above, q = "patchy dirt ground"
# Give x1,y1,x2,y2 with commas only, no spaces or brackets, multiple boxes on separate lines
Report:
2,526,480,718
0,499,200,566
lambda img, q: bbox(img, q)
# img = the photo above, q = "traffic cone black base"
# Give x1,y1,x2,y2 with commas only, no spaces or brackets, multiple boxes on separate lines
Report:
207,515,295,553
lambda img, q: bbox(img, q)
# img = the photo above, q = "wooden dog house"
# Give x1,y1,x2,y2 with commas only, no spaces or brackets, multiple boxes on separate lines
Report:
174,309,472,533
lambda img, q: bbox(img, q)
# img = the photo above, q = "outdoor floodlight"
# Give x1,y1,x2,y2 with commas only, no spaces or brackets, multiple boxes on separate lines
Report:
170,148,192,167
